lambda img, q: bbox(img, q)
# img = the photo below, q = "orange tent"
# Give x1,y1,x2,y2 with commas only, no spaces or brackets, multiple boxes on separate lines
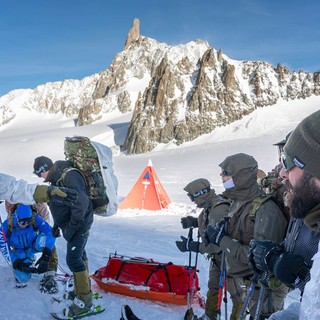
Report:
119,160,171,210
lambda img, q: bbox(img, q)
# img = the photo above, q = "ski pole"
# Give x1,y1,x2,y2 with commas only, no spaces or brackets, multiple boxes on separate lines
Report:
184,227,194,320
217,251,225,320
253,285,266,320
238,272,260,320
223,258,228,320
190,231,200,301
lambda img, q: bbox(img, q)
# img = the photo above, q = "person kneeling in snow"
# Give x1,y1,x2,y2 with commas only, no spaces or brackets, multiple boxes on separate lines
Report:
2,204,57,291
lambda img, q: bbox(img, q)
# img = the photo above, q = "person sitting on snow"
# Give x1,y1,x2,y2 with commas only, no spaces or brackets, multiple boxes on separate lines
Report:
2,204,57,291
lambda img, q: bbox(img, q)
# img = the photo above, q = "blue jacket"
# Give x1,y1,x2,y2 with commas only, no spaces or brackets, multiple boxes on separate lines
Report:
2,214,55,263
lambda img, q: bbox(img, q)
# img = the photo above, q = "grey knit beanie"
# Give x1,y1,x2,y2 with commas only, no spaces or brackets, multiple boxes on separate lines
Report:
284,110,320,179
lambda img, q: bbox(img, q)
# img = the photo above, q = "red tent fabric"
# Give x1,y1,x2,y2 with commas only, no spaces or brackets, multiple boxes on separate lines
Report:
119,159,171,210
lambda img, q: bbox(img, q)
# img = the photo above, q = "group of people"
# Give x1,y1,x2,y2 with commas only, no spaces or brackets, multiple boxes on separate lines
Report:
1,109,319,320
0,154,95,318
176,109,320,320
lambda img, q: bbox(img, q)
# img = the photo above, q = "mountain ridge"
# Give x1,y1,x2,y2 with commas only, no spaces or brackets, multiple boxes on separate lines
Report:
1,18,319,154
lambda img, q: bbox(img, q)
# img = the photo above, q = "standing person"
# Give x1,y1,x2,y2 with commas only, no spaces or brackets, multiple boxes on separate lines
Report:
251,132,320,311
204,153,288,320
176,178,231,320
2,204,56,288
0,172,78,205
248,110,320,320
5,201,60,293
33,156,94,318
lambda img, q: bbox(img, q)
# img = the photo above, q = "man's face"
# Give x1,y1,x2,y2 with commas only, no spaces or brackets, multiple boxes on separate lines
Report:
281,166,320,218
40,171,48,180
220,170,232,183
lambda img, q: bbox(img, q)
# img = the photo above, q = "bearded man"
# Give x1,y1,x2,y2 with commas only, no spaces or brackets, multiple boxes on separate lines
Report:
248,109,320,320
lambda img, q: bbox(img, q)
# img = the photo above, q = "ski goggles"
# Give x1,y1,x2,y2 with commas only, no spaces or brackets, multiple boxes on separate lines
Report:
280,151,305,171
187,187,210,201
18,218,32,227
33,164,49,177
221,170,231,176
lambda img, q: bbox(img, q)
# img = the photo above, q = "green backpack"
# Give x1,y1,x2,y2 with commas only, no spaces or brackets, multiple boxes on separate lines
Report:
61,136,109,213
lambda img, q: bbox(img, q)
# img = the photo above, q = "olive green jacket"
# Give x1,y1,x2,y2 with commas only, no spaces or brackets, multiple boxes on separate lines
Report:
197,194,230,254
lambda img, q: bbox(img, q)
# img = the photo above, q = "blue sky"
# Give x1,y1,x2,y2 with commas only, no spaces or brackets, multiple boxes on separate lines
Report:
1,0,319,96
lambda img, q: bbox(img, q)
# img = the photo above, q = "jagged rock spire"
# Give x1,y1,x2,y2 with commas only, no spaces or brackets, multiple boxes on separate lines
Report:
124,18,140,50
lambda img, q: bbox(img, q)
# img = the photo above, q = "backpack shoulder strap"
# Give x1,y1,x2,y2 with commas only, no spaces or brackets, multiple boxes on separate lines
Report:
211,195,232,208
8,213,14,237
249,194,274,221
57,167,85,187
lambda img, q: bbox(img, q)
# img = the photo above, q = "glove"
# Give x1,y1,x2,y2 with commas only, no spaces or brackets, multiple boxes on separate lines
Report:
48,185,78,206
34,185,78,206
13,259,36,273
52,225,61,238
35,247,52,274
248,240,284,273
175,236,200,253
273,252,311,286
203,218,229,246
181,216,198,229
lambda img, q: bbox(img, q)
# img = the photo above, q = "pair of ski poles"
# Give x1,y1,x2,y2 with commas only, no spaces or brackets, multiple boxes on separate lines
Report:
238,272,267,320
184,227,200,320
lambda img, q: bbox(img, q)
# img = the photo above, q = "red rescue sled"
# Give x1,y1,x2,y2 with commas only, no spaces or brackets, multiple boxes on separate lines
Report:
91,254,200,305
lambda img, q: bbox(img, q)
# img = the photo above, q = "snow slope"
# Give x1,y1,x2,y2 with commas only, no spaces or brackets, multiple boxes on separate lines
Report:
0,97,319,319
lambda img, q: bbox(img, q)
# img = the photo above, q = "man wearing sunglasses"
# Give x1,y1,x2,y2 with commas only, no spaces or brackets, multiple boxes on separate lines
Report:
249,110,320,320
204,153,288,319
33,155,95,318
176,178,231,320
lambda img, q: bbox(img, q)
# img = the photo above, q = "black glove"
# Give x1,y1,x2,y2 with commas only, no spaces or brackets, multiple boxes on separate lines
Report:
175,236,200,253
248,240,284,273
273,252,311,286
181,216,198,229
13,259,36,273
48,185,78,206
52,225,61,238
204,218,229,246
35,247,52,274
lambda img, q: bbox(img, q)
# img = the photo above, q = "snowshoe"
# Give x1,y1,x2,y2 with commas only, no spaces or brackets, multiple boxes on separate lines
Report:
40,275,59,294
50,304,104,320
120,304,141,320
15,280,27,288
52,292,101,304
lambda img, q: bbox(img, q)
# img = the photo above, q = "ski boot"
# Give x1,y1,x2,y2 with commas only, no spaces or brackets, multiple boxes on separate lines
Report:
121,305,141,320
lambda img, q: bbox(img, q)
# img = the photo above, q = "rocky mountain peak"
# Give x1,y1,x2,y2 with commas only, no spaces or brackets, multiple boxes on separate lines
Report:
1,19,319,155
124,18,141,50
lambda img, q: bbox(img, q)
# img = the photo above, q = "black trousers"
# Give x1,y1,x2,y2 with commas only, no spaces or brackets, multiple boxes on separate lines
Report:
66,231,89,272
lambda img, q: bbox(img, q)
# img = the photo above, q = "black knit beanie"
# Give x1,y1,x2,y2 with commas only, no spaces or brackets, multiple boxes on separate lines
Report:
284,110,320,179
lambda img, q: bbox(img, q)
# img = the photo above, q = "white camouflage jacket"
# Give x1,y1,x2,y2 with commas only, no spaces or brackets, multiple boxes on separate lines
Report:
0,173,36,204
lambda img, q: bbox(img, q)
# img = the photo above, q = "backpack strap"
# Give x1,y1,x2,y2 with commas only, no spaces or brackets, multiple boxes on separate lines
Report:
249,194,274,221
57,167,87,187
211,195,232,209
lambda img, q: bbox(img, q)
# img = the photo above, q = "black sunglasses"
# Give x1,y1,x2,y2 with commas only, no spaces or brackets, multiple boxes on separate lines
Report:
187,187,210,201
18,218,32,226
33,165,48,177
221,170,231,176
281,151,304,171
